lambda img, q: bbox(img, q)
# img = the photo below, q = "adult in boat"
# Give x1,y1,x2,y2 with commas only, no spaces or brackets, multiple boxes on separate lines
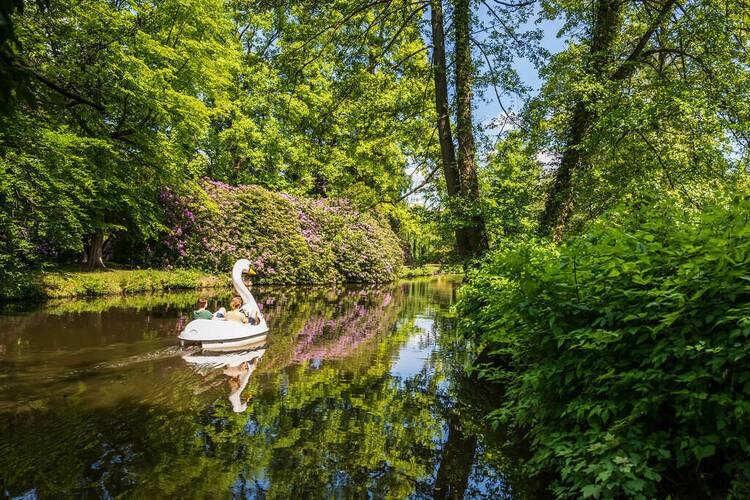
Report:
192,298,213,320
225,296,248,323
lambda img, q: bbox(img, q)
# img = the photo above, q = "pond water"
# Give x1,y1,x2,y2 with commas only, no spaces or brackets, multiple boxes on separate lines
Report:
0,276,532,499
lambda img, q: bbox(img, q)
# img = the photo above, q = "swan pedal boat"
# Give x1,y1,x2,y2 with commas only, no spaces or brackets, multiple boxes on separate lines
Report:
179,259,269,349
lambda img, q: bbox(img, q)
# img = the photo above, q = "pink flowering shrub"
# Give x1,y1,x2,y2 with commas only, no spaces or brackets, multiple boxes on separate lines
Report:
155,180,403,283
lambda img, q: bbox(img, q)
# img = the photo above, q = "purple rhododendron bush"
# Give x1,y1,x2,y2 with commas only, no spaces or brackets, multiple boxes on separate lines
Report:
155,180,403,283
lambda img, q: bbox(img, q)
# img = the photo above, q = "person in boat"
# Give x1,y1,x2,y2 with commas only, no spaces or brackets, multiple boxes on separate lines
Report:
225,296,249,324
192,298,213,320
213,307,227,320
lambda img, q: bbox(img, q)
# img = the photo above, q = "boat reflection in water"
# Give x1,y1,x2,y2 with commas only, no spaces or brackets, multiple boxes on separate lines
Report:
181,342,266,413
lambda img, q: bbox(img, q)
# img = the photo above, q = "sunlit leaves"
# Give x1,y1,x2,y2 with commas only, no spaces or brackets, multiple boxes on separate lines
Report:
459,194,750,497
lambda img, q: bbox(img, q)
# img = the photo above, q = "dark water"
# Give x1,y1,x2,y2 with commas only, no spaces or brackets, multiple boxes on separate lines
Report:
0,276,528,499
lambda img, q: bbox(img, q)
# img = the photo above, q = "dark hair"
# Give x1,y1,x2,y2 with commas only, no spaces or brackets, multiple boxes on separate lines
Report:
197,298,208,308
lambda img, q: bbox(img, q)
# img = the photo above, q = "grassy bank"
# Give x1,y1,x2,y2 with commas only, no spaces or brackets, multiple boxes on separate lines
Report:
1,265,458,302
398,263,463,279
2,268,227,301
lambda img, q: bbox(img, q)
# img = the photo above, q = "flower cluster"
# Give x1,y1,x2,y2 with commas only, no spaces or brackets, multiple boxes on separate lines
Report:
155,179,403,283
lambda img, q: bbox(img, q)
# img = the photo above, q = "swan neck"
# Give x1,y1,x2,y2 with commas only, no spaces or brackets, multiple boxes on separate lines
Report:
231,261,260,315
232,268,253,303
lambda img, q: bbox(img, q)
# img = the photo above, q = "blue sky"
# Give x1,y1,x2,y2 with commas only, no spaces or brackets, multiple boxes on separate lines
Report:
408,9,568,202
474,12,568,127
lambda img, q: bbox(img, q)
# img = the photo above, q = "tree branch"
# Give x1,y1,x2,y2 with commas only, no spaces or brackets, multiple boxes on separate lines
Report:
366,126,438,210
610,0,678,81
470,36,527,132
21,65,105,112
367,163,441,210
490,0,536,7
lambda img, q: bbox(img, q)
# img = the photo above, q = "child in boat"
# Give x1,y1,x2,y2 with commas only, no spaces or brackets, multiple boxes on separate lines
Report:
192,298,213,320
225,296,249,324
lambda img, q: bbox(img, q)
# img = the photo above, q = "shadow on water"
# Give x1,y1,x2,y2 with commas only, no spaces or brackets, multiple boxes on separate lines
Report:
0,276,543,498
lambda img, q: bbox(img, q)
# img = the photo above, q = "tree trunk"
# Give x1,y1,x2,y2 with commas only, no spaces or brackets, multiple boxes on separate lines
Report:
86,230,106,271
539,0,624,239
433,414,477,500
538,101,593,239
453,0,488,257
430,0,473,259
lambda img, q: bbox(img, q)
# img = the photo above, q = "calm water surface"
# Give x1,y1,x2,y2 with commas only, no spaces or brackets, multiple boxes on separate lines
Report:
0,276,529,499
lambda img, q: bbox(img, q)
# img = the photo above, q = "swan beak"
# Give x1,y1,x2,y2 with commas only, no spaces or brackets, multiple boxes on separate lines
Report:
247,268,256,276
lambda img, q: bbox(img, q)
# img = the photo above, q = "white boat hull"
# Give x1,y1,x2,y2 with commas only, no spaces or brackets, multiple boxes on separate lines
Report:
179,318,268,348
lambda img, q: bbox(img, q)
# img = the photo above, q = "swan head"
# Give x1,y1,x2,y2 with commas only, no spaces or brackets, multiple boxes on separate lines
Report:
232,259,257,277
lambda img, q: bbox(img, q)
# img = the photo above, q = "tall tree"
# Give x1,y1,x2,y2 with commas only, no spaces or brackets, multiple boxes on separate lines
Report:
1,0,240,269
540,0,692,241
430,0,472,258
538,0,625,238
208,0,435,207
430,0,489,259
453,0,488,256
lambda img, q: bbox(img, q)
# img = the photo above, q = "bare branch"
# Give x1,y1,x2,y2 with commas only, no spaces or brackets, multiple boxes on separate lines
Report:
470,36,527,132
490,0,536,8
480,0,524,47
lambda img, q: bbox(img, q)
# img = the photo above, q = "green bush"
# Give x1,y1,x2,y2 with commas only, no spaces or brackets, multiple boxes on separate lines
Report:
458,196,750,498
155,180,403,283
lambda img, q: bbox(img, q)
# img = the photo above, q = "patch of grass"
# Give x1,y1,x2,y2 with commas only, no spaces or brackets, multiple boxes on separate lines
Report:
398,264,462,279
1,268,228,301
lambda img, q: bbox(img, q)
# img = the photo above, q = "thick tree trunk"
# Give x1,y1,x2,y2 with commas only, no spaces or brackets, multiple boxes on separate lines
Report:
86,230,106,271
430,0,473,258
539,0,624,239
453,0,488,257
539,101,593,239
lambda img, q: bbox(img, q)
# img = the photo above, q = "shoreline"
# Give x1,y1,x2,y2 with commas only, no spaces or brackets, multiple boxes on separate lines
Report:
1,264,457,303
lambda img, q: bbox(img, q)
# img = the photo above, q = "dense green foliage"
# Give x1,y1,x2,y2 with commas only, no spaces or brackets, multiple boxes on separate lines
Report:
0,0,436,289
480,133,543,243
156,180,403,283
455,1,750,495
459,195,750,497
527,0,749,234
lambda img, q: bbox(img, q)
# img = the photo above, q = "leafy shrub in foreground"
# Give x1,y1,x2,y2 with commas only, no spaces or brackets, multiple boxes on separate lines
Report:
458,196,750,498
155,180,403,283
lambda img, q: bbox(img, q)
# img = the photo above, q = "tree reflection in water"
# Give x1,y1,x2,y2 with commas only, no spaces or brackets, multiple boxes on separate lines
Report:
0,276,531,498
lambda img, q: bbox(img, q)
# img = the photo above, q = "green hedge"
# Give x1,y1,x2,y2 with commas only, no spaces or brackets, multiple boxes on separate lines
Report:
458,196,750,498
155,180,404,283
